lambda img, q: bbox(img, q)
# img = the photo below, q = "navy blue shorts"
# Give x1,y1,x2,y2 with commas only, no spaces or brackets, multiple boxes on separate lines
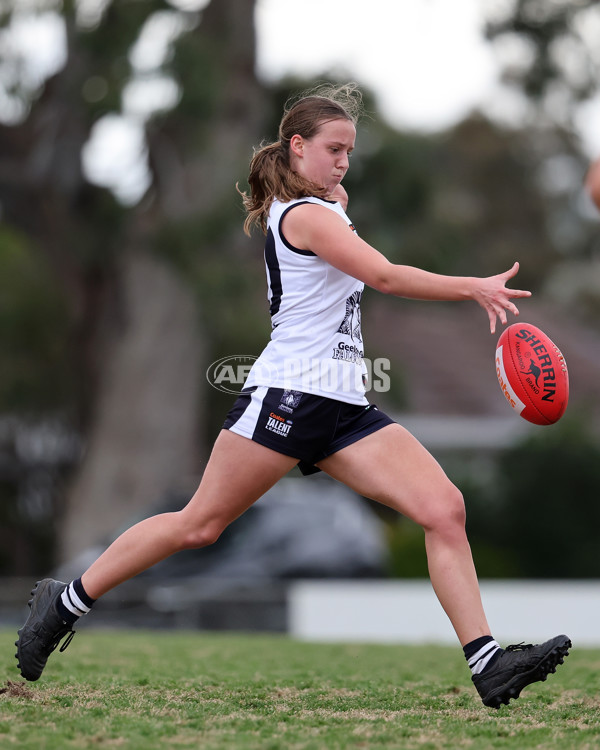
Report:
223,386,395,475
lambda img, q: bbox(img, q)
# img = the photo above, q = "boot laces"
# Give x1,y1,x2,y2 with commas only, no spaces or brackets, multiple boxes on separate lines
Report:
47,628,75,655
505,642,534,652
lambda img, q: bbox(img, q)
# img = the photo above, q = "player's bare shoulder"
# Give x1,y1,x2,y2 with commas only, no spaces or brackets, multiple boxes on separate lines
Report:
281,201,348,251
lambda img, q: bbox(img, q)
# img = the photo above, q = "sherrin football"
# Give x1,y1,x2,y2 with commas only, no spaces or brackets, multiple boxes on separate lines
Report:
495,323,569,425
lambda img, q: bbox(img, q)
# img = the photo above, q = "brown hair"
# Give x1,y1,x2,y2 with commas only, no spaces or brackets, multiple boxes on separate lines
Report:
239,83,363,235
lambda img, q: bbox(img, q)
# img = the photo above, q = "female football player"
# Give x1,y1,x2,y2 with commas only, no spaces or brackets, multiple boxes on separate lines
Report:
16,83,570,708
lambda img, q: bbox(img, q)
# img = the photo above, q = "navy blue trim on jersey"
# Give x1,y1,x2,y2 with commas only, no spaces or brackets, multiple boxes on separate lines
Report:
279,202,317,256
264,227,283,317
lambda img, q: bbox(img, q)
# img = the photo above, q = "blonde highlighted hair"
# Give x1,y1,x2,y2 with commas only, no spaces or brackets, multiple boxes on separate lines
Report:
239,83,363,235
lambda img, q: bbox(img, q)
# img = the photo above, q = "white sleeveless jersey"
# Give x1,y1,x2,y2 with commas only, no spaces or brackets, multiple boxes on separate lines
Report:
244,196,368,405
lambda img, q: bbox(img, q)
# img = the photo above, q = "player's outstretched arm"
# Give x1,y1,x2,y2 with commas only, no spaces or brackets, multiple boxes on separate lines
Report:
283,203,531,334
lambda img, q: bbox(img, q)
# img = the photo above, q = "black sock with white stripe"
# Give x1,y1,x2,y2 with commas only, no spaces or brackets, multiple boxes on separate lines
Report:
56,578,96,625
464,635,503,675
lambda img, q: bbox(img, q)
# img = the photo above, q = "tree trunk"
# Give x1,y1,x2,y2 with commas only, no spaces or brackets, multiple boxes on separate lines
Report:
59,250,203,560
56,0,265,562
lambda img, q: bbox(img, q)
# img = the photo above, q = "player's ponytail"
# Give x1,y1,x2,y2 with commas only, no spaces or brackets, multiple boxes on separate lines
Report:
239,139,326,235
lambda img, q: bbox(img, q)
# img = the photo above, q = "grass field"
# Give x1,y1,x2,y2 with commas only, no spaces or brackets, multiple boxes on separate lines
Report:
1,628,599,749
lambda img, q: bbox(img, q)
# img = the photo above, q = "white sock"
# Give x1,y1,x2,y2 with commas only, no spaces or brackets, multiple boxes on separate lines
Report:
468,639,502,675
61,581,93,619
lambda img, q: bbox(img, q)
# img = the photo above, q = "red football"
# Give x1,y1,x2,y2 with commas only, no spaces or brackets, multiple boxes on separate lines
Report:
495,323,569,425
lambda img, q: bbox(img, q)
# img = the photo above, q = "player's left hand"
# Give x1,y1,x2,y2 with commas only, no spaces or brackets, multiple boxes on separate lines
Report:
328,183,349,211
472,262,531,335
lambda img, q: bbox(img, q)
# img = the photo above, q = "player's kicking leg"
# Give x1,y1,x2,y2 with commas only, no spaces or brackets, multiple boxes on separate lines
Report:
16,430,298,681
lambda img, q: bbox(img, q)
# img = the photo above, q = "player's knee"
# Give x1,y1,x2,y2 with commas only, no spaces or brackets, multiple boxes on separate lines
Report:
440,484,466,532
179,521,224,550
422,484,466,534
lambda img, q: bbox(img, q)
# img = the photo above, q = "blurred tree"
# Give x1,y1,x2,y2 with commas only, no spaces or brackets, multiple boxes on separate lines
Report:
0,226,72,410
491,415,600,578
0,0,266,565
485,0,600,119
484,0,600,321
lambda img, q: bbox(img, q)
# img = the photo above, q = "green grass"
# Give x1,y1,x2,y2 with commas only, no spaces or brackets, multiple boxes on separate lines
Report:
1,629,599,749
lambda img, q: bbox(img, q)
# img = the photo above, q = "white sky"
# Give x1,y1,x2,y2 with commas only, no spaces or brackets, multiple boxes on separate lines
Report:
255,0,499,133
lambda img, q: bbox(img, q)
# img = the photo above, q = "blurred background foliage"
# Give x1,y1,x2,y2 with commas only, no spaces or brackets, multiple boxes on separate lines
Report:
0,0,599,579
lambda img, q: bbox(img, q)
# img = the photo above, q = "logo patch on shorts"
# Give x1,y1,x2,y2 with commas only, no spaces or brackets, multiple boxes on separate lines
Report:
266,412,292,437
278,389,303,414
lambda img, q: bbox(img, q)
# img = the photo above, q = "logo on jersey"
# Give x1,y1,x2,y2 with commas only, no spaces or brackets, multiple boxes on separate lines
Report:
331,341,364,364
336,290,362,343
